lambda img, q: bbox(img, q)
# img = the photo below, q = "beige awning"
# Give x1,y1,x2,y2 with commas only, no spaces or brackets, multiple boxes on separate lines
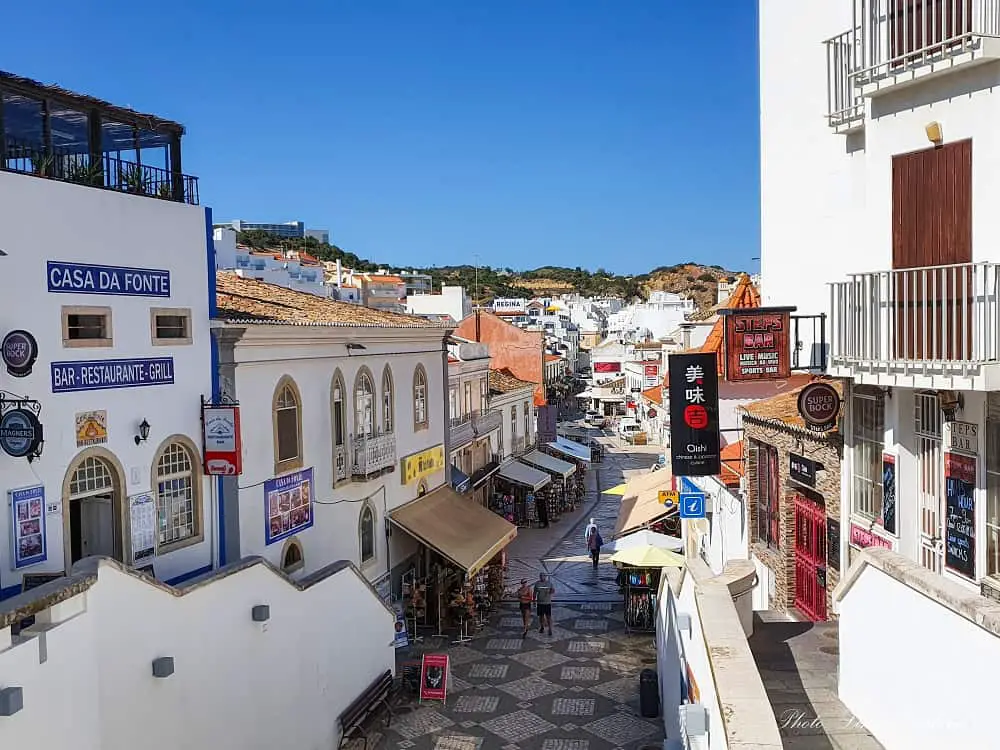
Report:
497,460,552,491
390,486,518,577
613,469,677,537
521,450,575,479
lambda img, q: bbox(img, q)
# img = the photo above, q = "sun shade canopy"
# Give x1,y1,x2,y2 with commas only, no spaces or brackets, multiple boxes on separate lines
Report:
520,450,576,480
613,469,676,538
497,460,552,491
547,437,592,462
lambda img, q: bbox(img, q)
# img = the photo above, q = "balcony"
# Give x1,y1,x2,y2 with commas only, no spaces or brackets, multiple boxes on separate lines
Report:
352,432,396,478
473,408,502,436
825,27,865,132
0,71,199,205
851,0,1000,95
449,414,475,449
334,443,348,483
829,262,1000,389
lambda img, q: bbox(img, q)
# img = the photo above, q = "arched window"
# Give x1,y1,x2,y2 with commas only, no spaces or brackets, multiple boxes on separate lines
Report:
154,440,201,549
382,366,394,433
273,377,303,472
360,504,376,563
331,371,347,482
355,369,375,438
413,365,428,429
281,537,304,573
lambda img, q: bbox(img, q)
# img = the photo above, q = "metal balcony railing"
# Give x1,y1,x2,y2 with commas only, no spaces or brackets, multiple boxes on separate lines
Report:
449,413,475,448
853,0,1000,86
829,262,1000,369
473,408,502,435
333,443,348,483
825,27,864,130
352,432,396,478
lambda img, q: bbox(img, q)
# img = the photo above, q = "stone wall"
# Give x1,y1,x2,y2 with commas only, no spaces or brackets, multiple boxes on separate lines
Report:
743,415,842,619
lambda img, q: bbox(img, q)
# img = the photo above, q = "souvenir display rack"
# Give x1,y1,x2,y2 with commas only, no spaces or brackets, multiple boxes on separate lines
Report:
490,486,538,527
622,566,659,633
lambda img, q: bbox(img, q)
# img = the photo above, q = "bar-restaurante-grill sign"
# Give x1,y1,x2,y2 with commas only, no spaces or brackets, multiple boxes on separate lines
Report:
797,382,841,433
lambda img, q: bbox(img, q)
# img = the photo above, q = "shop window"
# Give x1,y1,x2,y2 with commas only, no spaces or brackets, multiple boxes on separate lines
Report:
355,369,375,438
154,440,201,551
150,308,193,345
281,538,304,574
851,386,885,522
988,419,1000,578
273,377,303,473
62,305,113,347
382,366,394,433
754,441,780,547
360,504,376,564
413,365,428,429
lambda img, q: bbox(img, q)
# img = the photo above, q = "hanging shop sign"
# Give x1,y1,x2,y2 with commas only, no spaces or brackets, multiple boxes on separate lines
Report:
75,410,108,448
849,523,893,551
202,403,243,476
0,406,43,460
2,330,38,378
658,490,678,508
797,382,841,432
128,492,157,566
945,421,978,456
667,353,721,477
643,363,659,389
419,653,450,703
401,445,445,485
882,454,897,535
10,485,46,569
723,309,791,382
46,261,171,298
594,362,621,374
945,452,976,579
51,357,174,393
789,453,817,487
264,467,314,545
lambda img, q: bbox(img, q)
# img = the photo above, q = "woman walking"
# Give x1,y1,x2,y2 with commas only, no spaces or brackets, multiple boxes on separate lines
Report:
585,518,603,569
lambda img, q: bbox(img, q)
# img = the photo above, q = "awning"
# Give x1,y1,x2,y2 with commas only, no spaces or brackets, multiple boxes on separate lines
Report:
451,466,471,494
390,486,518,577
497,460,552,491
613,468,677,537
547,437,592,463
470,461,502,488
521,450,576,480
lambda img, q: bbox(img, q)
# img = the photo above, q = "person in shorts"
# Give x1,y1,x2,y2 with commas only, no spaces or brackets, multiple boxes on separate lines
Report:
533,573,556,635
517,578,533,638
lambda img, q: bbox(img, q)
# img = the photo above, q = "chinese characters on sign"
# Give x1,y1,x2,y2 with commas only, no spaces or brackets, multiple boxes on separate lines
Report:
264,468,314,545
723,310,791,382
667,353,721,477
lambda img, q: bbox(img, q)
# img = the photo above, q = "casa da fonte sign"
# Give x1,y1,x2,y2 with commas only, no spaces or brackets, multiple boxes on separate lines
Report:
667,352,721,477
47,261,171,297
723,308,791,382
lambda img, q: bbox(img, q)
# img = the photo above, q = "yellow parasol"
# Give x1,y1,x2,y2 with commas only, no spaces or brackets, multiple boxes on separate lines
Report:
610,545,686,568
602,483,628,495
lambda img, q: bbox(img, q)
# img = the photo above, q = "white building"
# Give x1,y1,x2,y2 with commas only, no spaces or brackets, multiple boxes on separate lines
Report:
760,1,1000,746
488,369,538,459
213,228,329,297
212,272,454,593
407,285,472,325
606,291,695,343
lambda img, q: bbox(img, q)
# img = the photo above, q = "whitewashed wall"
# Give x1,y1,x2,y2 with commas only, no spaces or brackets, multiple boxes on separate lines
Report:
0,170,214,596
0,559,394,750
490,388,536,458
686,475,748,575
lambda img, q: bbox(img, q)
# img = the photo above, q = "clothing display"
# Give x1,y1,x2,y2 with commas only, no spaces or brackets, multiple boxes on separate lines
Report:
621,567,659,632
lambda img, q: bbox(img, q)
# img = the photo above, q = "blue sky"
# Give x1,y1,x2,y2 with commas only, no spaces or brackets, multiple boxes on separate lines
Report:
5,0,760,275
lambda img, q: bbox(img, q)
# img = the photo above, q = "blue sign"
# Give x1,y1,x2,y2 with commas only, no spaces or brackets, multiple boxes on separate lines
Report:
47,261,171,297
679,491,706,519
51,358,174,393
264,468,314,545
10,485,47,569
0,409,43,459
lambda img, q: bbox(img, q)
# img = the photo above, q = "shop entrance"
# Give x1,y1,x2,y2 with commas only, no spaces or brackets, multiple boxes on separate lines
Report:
65,455,123,568
915,392,944,572
793,494,827,622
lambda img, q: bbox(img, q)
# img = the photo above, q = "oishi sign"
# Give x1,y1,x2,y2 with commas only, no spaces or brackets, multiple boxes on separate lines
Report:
667,353,721,477
723,309,791,382
202,404,243,476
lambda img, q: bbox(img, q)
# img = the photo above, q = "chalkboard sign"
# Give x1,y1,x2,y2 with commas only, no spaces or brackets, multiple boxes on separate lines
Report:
945,453,976,579
21,572,64,593
826,519,841,572
882,454,896,535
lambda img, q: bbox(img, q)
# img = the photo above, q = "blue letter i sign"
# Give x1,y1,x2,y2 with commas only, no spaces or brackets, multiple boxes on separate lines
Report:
679,492,706,519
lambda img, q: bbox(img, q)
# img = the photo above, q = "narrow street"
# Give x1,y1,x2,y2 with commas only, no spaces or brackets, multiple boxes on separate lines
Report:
381,435,666,750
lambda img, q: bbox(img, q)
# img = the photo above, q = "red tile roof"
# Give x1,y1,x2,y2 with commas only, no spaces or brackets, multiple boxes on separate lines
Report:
640,385,663,405
699,274,762,375
545,354,562,363
720,440,745,488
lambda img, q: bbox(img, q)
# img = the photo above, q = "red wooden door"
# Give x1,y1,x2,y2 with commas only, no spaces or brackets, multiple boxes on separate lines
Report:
891,139,973,360
793,495,828,622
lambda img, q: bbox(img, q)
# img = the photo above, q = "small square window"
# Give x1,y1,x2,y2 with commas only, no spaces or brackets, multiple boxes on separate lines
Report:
150,308,193,346
62,306,113,348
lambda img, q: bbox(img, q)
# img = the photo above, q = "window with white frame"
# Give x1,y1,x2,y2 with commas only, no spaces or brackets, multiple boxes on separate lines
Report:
851,387,885,522
155,442,199,548
355,370,375,438
332,373,346,448
360,504,376,563
463,381,472,417
987,415,1000,578
480,378,488,411
413,365,428,428
449,387,459,421
382,367,394,433
274,379,302,470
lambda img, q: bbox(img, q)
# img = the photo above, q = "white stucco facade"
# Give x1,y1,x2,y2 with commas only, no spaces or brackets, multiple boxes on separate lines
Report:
0,170,214,598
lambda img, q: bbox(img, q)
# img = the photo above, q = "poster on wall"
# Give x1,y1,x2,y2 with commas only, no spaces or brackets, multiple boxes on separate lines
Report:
393,602,410,649
881,454,896,535
944,452,976,579
9,485,46,569
129,492,157,565
419,653,450,704
75,410,108,447
643,363,659,389
667,353,721,477
264,468,314,545
723,309,792,382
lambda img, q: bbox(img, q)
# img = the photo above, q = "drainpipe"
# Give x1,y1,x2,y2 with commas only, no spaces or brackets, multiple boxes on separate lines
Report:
475,308,481,342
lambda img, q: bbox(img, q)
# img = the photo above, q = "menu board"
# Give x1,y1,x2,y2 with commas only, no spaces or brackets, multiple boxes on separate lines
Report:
826,518,841,572
881,455,897,535
264,467,314,545
129,492,157,565
944,452,976,578
10,485,47,569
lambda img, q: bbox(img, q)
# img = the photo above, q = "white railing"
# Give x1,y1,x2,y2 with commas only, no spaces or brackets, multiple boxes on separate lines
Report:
829,262,1000,368
473,408,502,436
334,443,348,482
449,414,475,448
854,0,1000,84
826,27,864,129
352,432,396,477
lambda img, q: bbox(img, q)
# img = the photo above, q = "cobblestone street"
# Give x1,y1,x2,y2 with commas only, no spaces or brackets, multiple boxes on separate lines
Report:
380,435,667,750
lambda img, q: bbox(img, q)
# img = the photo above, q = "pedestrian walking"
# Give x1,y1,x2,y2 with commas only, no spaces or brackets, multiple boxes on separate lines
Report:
517,578,533,638
533,573,555,635
586,523,603,569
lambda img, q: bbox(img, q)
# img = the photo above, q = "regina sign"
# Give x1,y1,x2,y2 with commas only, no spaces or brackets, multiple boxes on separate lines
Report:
797,382,841,433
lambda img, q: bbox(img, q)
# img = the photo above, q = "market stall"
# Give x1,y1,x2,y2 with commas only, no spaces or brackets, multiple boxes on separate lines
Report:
547,436,593,506
610,545,685,633
392,486,517,642
493,460,552,527
520,449,576,519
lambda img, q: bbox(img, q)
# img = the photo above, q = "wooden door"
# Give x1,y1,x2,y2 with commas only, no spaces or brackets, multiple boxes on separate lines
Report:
889,0,972,65
793,494,828,622
891,139,973,360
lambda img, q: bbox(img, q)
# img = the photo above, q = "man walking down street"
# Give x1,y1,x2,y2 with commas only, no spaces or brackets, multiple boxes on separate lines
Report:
533,573,555,635
517,578,534,638
587,524,603,569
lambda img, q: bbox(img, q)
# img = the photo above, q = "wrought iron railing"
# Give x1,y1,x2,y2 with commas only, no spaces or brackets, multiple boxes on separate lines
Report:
334,443,348,483
1,136,200,205
352,432,396,478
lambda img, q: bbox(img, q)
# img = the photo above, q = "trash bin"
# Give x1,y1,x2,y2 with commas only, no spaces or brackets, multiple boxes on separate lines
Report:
639,668,659,718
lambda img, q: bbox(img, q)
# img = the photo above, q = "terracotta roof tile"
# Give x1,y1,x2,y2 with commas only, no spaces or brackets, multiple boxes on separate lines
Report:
640,385,663,405
489,368,537,394
720,440,745,487
215,272,442,328
742,378,844,434
545,354,562,363
367,275,404,284
699,274,762,375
